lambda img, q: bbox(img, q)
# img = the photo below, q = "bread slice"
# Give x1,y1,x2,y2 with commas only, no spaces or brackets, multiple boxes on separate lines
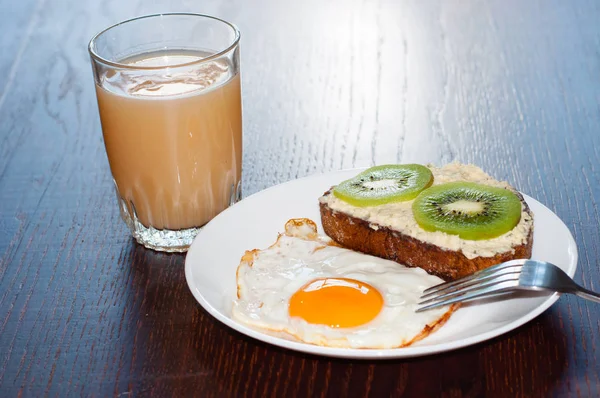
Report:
319,163,534,281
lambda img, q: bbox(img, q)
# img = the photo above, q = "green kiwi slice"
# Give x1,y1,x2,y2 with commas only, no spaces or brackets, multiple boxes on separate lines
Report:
333,164,433,207
412,182,522,240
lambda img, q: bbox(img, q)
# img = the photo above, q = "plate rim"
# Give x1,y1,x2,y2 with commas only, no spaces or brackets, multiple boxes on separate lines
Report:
184,169,578,359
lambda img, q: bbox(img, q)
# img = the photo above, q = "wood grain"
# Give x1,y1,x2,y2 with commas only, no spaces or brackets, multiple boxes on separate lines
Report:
1,0,599,396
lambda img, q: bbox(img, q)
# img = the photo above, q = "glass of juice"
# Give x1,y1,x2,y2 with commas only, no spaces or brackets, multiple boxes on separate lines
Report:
88,14,242,252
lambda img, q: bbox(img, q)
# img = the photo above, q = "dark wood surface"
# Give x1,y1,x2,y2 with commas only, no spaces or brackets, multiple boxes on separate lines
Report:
1,0,599,396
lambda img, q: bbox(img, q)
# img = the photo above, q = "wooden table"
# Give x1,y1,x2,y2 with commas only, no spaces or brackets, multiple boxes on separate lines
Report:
1,0,599,396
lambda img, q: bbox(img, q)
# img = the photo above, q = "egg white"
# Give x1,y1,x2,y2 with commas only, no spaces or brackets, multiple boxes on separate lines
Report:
232,220,454,349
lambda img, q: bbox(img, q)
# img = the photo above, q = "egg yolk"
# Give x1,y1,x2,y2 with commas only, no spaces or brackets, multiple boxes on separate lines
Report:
288,278,384,328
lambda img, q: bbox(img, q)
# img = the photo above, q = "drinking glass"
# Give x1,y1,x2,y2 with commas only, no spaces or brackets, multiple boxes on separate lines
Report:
89,13,242,252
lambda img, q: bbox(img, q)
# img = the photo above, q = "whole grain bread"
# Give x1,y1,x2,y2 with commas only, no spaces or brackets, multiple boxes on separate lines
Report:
319,190,534,282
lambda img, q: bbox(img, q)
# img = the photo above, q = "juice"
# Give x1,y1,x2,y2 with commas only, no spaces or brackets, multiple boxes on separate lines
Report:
95,51,242,230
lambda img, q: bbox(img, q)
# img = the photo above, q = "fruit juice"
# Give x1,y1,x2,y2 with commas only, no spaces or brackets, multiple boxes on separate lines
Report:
95,50,242,230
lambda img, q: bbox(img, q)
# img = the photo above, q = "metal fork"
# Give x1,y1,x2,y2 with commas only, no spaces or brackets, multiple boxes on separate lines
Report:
416,259,600,312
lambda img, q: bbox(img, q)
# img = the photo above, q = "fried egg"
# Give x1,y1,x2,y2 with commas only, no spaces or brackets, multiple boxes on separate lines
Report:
232,219,456,349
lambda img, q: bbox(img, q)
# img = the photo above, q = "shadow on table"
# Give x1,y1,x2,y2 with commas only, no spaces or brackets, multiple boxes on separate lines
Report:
199,301,569,397
114,241,222,394
214,309,569,396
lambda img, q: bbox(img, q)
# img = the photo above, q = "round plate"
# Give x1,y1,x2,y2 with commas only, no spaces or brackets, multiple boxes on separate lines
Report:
185,169,578,359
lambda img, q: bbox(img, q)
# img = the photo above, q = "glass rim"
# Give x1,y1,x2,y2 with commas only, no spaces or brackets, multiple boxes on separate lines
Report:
88,13,240,70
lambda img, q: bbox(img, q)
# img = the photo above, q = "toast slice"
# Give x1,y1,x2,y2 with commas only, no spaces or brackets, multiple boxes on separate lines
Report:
319,163,534,281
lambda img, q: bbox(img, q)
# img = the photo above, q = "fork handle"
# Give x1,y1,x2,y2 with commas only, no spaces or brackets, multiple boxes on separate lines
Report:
572,286,600,303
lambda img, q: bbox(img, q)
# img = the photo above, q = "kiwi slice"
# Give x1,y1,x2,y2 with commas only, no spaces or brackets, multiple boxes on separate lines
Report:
412,182,522,240
333,164,433,207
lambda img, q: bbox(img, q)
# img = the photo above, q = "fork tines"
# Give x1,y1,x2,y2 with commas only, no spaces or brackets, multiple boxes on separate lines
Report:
415,259,527,312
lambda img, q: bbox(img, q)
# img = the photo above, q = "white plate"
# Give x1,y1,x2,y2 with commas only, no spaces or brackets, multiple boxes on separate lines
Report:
185,169,578,359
